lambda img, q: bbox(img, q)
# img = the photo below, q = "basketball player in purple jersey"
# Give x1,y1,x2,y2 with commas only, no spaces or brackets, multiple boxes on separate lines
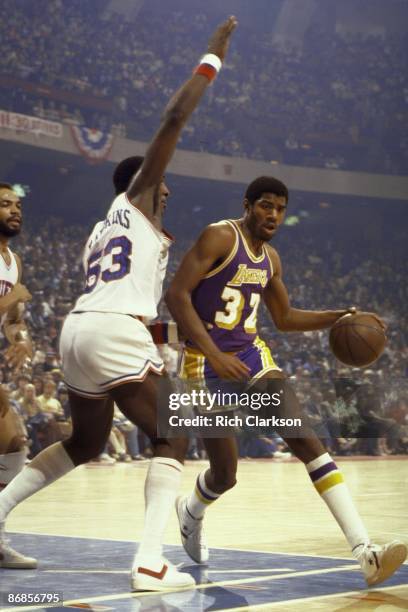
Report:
166,176,407,586
0,18,238,591
0,183,36,569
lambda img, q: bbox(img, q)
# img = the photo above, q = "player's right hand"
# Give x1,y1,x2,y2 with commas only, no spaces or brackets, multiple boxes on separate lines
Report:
208,351,250,381
11,283,32,304
207,16,238,62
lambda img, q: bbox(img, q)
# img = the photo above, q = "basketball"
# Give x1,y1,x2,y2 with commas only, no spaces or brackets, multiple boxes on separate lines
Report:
329,312,387,367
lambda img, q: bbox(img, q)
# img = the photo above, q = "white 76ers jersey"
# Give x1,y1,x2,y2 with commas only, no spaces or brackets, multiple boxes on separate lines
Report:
0,248,19,327
73,193,172,318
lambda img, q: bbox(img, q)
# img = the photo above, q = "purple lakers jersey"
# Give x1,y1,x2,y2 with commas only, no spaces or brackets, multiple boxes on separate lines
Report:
191,220,273,351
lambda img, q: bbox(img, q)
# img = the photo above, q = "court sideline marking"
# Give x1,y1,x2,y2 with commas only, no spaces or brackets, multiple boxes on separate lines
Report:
218,583,408,611
0,564,360,611
7,530,367,561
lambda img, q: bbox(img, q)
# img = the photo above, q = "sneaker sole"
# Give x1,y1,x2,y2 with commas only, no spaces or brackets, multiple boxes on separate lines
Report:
0,560,38,569
131,584,195,592
367,543,407,586
131,576,195,592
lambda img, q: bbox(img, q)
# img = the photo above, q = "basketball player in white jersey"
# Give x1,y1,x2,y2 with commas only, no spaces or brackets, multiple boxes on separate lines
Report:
0,183,37,569
0,17,238,591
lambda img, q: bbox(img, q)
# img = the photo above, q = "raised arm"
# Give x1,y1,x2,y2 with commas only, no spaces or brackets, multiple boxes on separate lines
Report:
165,224,250,380
127,16,238,219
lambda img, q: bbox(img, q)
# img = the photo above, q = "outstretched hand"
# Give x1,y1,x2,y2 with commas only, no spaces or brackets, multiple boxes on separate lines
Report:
207,16,238,62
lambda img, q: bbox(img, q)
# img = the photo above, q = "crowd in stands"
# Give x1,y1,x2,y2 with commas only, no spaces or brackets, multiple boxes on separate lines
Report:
1,215,406,462
1,0,407,173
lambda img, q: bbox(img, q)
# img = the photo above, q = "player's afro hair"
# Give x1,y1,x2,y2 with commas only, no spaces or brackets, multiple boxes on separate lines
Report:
112,156,144,195
245,176,289,205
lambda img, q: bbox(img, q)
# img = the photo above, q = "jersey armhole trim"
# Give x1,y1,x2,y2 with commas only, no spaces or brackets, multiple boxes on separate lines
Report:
265,247,274,277
1,247,16,272
203,220,239,279
124,193,163,245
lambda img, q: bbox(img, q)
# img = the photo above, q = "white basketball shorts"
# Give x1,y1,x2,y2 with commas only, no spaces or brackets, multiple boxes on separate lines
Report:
59,312,164,399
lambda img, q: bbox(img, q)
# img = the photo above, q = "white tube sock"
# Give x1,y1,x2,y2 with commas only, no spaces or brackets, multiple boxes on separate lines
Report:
0,450,27,488
183,469,220,532
306,452,370,553
0,442,74,522
135,457,183,563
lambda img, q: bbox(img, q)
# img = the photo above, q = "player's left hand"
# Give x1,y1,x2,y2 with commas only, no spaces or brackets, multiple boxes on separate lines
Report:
5,340,33,373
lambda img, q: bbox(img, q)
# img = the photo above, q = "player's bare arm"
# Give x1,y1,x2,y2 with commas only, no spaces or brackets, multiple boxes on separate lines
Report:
166,223,250,380
0,251,31,317
0,282,30,316
264,247,385,332
127,16,238,221
3,254,33,371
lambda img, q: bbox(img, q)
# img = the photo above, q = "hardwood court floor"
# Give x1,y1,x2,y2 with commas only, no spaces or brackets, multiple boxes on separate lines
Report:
4,456,408,611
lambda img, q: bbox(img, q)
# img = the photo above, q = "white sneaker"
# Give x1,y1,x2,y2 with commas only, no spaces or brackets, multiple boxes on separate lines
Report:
0,524,37,569
358,541,407,586
96,453,116,464
131,556,195,591
273,451,292,459
176,496,209,564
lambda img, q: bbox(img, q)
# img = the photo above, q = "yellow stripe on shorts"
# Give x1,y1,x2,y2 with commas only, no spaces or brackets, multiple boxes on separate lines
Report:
254,336,277,370
179,347,206,380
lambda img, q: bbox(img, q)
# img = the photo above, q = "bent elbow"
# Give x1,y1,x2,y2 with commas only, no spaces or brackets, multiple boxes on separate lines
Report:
164,289,173,308
274,318,290,332
164,288,178,311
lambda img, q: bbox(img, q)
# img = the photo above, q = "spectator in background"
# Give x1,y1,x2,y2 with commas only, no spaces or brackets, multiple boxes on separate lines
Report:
19,384,43,458
10,374,31,403
37,379,63,418
19,383,40,420
0,0,407,173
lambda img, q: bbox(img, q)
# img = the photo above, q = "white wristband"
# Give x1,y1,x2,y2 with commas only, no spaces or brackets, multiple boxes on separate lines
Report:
200,53,222,73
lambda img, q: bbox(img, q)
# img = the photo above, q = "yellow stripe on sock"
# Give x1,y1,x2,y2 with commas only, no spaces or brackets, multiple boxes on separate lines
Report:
315,471,344,494
195,485,214,505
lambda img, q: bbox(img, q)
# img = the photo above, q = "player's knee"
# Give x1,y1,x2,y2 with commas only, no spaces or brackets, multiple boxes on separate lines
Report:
63,437,106,465
168,438,189,463
14,436,28,452
0,435,27,454
285,437,326,464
